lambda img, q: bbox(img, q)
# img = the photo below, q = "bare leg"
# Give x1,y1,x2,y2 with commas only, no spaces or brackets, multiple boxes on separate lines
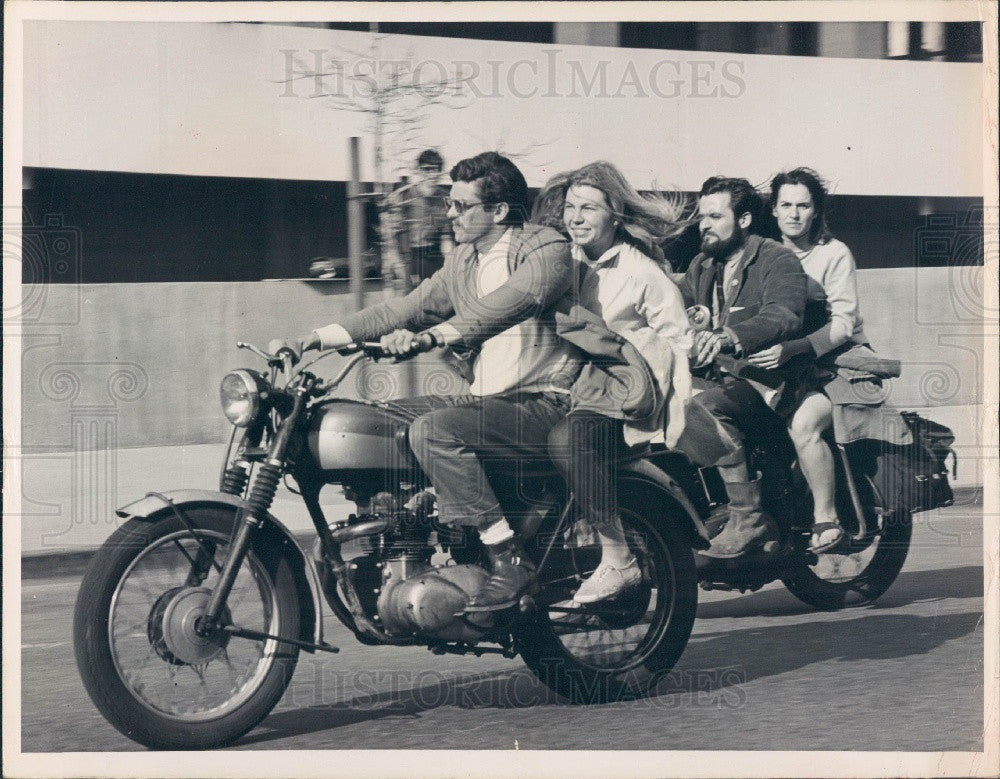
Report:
788,393,841,547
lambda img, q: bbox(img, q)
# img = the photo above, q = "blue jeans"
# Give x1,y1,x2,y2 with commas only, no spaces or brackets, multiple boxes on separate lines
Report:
398,391,570,529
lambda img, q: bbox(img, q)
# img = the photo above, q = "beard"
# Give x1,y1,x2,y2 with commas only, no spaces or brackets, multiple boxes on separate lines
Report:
701,227,745,259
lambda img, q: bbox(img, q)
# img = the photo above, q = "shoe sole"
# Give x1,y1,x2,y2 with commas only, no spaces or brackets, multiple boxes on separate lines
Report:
461,583,539,614
808,537,847,554
461,600,517,614
573,578,642,605
698,538,781,559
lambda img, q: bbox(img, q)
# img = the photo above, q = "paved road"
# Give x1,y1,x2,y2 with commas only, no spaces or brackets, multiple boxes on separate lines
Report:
19,493,984,753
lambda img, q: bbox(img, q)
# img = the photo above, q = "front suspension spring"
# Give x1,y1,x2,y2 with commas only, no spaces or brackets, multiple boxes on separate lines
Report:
220,465,249,496
246,462,282,516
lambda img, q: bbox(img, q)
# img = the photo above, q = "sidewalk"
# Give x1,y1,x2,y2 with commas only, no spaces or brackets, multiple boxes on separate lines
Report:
16,443,352,577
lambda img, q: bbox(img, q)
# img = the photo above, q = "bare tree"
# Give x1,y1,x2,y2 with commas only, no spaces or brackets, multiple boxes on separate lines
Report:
282,27,471,293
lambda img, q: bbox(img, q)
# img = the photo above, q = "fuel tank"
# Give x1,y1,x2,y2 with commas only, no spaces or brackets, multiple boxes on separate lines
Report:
307,399,421,474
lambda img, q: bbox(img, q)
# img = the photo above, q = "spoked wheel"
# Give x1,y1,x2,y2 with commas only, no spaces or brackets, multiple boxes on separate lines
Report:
513,482,698,704
781,509,912,610
73,507,300,749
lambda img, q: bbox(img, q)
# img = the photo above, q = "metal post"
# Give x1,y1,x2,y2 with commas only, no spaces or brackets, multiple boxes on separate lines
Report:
347,136,365,312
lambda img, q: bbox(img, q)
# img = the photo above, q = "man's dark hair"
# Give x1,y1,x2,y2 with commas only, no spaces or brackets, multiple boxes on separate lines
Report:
416,149,444,171
450,151,529,225
699,176,761,228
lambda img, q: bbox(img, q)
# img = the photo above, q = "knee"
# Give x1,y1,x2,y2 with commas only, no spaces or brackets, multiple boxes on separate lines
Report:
407,415,431,462
407,409,454,455
788,414,824,448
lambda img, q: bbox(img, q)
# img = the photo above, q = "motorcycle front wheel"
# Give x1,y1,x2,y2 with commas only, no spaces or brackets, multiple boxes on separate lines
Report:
73,507,300,750
513,481,698,704
781,509,913,610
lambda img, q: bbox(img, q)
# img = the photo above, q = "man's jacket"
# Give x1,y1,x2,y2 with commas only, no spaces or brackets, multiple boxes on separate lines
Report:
338,222,582,391
677,234,807,394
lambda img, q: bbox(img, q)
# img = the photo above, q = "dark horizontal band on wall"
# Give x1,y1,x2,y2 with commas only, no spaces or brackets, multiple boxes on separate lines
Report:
22,167,985,284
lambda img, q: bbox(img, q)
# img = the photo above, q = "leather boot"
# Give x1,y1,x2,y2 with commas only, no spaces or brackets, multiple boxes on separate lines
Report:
464,537,538,613
699,479,779,559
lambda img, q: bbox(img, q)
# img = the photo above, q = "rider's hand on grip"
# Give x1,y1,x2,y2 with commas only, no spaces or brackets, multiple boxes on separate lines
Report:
380,329,421,356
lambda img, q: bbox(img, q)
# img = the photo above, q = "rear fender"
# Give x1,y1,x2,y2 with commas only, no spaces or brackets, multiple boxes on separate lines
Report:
116,490,323,649
620,459,710,549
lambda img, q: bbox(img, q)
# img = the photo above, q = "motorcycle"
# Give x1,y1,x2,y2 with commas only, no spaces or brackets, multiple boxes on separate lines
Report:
72,338,942,750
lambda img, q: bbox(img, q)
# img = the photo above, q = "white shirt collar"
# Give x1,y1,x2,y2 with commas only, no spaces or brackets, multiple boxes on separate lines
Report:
571,242,623,268
477,227,513,265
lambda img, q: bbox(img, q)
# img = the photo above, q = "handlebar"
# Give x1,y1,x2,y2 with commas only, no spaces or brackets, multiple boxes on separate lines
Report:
336,333,438,360
237,333,441,393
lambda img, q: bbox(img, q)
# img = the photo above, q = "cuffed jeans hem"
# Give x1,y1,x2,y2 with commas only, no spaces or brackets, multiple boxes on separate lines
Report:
437,502,505,530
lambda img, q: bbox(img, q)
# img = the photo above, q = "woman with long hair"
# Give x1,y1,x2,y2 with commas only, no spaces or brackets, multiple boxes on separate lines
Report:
533,161,694,603
746,167,884,552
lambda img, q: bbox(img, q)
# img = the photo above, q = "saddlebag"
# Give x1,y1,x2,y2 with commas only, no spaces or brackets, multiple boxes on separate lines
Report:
849,412,957,514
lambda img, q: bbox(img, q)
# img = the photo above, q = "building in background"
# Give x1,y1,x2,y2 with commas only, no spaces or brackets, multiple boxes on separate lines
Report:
22,21,984,284
18,19,987,455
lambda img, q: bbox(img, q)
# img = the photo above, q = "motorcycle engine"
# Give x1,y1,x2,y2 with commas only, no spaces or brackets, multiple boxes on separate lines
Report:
347,490,492,643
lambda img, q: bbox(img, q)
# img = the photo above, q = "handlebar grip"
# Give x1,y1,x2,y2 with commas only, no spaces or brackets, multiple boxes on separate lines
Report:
267,338,302,365
339,335,438,360
413,332,437,352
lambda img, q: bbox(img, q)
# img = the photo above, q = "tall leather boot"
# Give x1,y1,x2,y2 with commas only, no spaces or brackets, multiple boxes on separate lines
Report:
464,537,538,613
699,479,779,559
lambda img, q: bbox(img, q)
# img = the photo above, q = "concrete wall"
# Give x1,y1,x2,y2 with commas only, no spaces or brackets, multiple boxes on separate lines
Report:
20,281,469,453
20,267,986,454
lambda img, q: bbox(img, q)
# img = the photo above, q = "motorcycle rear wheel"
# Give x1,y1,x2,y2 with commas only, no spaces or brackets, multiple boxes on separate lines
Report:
781,509,912,610
73,508,300,749
513,482,698,704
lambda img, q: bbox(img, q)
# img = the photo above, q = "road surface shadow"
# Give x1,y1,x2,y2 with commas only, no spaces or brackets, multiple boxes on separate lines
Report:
673,608,983,689
238,669,558,746
695,564,982,620
240,607,981,746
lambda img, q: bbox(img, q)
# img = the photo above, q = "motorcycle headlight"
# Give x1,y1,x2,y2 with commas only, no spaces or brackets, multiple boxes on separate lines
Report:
220,370,264,427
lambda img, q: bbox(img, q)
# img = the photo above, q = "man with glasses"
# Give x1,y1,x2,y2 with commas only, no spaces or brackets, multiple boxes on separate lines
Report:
293,151,580,612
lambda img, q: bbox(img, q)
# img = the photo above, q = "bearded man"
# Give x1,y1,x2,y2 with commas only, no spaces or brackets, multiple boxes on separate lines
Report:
675,177,807,558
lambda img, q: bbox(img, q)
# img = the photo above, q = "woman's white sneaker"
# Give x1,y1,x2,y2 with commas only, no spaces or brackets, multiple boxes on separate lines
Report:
573,557,642,604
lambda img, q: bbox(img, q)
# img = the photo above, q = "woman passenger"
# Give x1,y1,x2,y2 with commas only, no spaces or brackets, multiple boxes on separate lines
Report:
746,167,886,552
533,161,693,603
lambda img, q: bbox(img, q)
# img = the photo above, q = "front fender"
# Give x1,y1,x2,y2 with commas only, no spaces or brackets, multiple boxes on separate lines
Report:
117,489,323,649
621,459,711,548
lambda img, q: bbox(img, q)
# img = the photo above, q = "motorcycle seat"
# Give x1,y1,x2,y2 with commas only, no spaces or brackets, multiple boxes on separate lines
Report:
504,443,653,479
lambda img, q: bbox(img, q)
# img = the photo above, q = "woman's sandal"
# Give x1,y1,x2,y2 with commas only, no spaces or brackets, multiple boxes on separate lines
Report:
809,521,847,554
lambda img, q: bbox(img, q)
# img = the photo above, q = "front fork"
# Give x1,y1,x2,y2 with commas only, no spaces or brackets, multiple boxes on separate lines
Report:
196,379,313,635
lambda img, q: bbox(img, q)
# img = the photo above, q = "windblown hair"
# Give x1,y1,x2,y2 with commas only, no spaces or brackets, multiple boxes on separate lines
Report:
531,161,691,262
698,176,764,232
450,151,529,226
768,167,834,245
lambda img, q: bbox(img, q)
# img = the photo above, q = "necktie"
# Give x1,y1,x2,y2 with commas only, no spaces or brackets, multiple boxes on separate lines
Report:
713,261,727,328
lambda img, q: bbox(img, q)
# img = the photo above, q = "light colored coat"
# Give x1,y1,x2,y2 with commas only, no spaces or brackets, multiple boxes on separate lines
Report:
563,242,693,448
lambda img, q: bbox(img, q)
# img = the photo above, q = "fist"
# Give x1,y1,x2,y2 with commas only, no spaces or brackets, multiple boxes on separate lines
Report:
380,329,420,356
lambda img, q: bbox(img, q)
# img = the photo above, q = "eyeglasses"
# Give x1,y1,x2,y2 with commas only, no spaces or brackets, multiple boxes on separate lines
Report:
442,197,494,215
